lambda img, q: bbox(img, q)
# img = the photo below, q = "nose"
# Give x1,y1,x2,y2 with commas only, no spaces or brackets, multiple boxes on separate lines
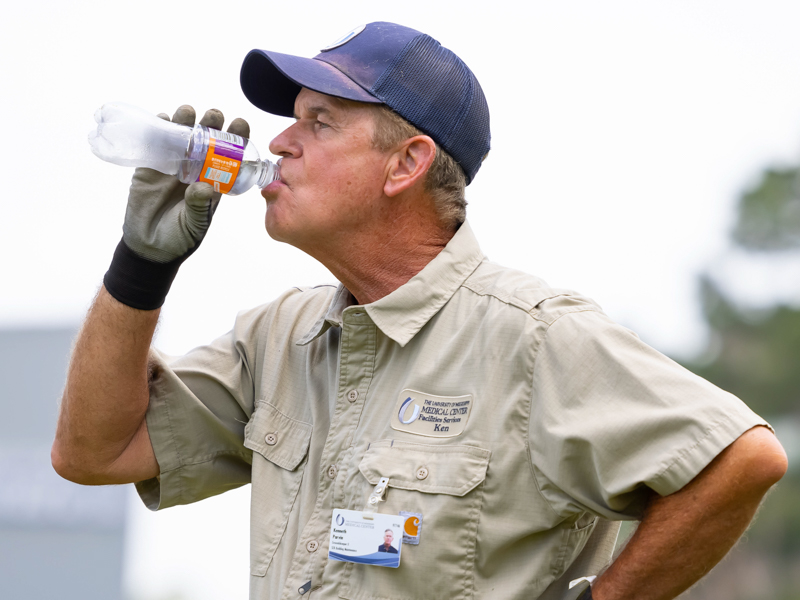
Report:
269,122,301,158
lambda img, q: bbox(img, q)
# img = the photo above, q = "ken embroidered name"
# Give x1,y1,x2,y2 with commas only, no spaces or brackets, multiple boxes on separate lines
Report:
392,389,473,438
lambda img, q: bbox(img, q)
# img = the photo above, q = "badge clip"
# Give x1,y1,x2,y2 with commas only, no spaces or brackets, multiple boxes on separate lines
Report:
363,477,389,519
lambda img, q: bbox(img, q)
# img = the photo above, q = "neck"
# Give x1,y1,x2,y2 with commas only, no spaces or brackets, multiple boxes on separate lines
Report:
304,195,454,304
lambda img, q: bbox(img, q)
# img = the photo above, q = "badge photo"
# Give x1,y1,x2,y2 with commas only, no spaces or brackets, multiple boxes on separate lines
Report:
329,510,404,568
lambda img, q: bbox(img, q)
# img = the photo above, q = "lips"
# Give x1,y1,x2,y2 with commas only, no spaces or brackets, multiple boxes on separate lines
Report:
260,179,286,200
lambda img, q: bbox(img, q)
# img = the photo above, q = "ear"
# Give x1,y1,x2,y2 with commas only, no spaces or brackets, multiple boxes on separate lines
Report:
383,135,436,198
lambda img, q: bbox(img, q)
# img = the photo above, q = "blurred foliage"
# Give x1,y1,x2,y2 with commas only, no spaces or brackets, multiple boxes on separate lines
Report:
688,276,800,418
675,155,800,598
732,166,800,251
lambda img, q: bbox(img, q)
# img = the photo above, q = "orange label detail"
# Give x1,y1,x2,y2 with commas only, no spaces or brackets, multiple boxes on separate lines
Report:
404,516,420,536
198,136,242,194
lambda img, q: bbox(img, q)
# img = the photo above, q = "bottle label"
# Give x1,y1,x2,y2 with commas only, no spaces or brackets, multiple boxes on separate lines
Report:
198,130,244,194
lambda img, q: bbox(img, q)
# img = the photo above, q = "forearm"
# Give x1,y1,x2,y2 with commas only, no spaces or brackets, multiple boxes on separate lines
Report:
591,491,754,600
52,285,160,484
52,107,245,485
591,426,787,600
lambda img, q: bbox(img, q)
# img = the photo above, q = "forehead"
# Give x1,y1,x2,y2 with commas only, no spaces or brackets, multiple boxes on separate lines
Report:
294,87,377,121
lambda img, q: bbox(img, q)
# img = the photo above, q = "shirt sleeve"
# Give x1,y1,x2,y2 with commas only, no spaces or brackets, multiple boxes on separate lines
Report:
528,308,769,521
135,305,268,511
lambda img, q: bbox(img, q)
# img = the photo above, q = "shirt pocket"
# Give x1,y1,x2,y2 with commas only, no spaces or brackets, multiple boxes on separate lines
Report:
340,440,491,600
244,400,312,577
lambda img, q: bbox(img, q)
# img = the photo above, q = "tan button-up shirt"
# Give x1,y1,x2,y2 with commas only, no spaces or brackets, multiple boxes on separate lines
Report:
137,222,766,600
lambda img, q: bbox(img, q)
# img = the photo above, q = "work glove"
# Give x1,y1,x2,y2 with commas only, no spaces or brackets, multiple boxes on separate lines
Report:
103,105,250,310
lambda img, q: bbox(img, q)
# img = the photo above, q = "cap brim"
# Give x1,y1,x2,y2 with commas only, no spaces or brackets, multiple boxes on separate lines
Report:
240,49,381,117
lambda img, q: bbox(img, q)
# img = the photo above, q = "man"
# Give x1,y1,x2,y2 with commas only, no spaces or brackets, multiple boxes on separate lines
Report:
379,530,398,554
52,21,787,600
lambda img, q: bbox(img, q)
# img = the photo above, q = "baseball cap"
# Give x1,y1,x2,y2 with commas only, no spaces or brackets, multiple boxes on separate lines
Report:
240,22,490,184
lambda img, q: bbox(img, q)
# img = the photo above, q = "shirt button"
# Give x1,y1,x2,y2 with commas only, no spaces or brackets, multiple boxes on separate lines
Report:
265,433,278,446
416,467,429,480
347,389,359,402
327,464,339,479
306,540,319,553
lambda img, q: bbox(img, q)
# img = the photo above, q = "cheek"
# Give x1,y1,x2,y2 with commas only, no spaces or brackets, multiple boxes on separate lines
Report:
330,160,385,199
287,148,387,216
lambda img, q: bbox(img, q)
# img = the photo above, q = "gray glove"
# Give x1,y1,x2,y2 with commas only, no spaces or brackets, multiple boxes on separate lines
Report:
103,105,250,310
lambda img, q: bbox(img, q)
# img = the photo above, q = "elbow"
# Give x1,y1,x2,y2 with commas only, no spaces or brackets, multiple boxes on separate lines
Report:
51,442,77,483
742,426,789,492
51,442,83,484
760,438,788,488
51,440,102,486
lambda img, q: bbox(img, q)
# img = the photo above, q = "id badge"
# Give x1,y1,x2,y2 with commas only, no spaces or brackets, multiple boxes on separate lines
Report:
329,509,404,568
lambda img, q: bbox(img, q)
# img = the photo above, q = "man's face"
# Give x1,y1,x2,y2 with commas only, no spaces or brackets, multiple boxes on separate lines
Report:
384,530,393,545
261,88,390,252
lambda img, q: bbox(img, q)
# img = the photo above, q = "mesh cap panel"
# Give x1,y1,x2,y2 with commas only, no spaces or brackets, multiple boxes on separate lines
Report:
371,35,490,183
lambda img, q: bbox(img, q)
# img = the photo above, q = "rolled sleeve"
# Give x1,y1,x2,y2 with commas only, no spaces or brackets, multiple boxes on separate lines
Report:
529,309,768,520
135,306,268,510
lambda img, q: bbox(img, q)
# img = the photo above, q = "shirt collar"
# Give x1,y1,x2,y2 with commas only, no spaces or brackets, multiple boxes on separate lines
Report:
296,284,354,346
297,221,484,347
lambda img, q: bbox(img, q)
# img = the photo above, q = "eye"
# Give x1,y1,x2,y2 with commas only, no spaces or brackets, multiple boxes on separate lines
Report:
314,119,330,130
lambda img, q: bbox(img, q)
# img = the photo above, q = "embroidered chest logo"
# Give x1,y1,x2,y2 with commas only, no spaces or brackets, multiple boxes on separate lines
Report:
391,389,473,438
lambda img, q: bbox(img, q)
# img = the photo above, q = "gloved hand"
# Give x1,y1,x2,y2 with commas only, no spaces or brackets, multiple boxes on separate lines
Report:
103,105,250,310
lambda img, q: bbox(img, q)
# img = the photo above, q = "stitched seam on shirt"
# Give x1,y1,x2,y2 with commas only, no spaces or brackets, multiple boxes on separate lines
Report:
460,280,538,314
338,324,351,401
650,414,750,491
158,387,186,503
291,283,338,293
460,479,484,600
551,526,572,576
345,323,377,448
158,449,253,471
461,281,600,326
541,307,603,327
457,289,605,516
311,283,338,290
378,478,483,496
253,455,308,577
367,440,490,456
524,442,561,521
253,398,314,427
458,283,567,519
526,318,575,522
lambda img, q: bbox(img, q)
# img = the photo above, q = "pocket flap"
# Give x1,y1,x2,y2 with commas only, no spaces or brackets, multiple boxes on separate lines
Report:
244,401,312,471
359,440,490,496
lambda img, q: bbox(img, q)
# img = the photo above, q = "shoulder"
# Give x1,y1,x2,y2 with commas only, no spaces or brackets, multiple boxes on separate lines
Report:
460,259,604,326
235,284,337,320
229,284,339,343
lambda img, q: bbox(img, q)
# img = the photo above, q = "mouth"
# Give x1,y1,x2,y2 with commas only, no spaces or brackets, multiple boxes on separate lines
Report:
261,178,287,200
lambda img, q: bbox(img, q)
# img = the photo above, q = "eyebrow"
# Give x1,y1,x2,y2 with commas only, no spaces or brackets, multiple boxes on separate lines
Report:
293,105,336,120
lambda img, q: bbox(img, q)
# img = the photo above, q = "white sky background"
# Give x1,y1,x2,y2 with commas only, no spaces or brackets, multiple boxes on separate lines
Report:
3,2,800,599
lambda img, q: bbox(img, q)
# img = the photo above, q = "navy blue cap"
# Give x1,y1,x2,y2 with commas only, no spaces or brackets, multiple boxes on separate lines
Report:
240,22,490,184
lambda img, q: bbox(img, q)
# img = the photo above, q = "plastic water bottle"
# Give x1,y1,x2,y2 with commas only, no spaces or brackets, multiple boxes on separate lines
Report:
89,102,279,196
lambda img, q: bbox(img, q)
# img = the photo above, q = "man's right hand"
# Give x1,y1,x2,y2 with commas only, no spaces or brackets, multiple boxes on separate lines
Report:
51,105,252,485
103,105,250,310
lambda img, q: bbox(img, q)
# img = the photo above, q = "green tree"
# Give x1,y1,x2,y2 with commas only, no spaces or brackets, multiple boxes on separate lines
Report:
732,167,800,251
676,160,800,598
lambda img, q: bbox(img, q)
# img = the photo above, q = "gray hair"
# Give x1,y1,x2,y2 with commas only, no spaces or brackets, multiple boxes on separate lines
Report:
371,105,467,231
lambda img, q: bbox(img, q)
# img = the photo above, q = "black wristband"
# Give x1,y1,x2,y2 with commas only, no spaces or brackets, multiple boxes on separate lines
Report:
577,586,593,600
103,239,190,310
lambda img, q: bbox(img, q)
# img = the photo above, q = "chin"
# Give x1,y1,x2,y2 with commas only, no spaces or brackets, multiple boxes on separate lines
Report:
265,212,299,245
265,217,286,242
